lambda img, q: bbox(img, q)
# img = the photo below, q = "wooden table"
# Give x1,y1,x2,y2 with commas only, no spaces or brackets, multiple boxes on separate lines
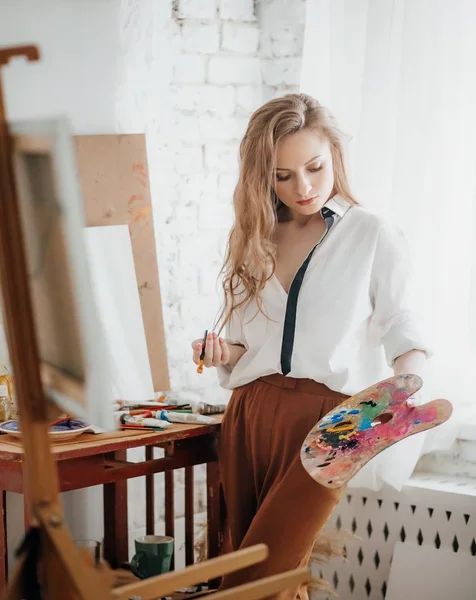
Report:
0,417,225,589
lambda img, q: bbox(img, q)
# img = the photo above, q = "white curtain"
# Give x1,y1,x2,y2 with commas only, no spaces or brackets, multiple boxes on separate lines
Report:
300,0,476,490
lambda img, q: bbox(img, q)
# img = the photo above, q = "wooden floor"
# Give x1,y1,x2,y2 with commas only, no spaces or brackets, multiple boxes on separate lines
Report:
169,591,213,599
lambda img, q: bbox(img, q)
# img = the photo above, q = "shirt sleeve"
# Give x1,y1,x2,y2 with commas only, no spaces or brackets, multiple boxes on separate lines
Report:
216,306,248,389
369,222,433,367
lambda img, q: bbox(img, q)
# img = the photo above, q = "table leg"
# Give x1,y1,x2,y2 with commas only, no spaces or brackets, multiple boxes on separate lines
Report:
164,470,174,570
145,446,154,535
103,450,128,568
0,490,7,587
184,466,194,566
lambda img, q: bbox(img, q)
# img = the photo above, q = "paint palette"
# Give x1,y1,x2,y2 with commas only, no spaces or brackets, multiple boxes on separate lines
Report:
0,418,92,442
301,375,452,489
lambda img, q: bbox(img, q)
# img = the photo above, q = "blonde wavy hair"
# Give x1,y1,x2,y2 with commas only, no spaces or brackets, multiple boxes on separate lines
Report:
217,93,358,332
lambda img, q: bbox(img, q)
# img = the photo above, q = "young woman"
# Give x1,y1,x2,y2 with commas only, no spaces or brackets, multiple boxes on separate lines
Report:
191,94,431,600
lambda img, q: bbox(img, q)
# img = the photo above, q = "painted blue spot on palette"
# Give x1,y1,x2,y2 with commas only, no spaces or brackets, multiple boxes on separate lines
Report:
358,416,373,431
348,409,360,415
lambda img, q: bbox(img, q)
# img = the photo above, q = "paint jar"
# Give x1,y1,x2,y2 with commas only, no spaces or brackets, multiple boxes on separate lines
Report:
0,374,16,420
0,385,10,422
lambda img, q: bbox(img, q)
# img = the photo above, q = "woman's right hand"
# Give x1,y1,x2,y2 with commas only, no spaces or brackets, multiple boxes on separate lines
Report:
192,331,230,369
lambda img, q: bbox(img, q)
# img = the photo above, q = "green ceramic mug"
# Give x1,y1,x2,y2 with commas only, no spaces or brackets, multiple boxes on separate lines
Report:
130,535,174,579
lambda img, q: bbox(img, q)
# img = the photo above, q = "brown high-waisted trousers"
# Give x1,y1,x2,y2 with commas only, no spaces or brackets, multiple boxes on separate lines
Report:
218,374,348,600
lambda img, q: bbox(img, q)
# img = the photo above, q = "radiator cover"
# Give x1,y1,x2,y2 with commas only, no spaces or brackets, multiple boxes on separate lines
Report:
314,473,476,599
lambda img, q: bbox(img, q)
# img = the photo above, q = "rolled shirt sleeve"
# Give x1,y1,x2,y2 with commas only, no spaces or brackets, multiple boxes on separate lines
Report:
216,306,248,389
369,222,433,366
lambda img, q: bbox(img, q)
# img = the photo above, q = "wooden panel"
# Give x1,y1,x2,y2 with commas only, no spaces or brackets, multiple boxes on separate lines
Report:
56,456,105,491
74,134,169,391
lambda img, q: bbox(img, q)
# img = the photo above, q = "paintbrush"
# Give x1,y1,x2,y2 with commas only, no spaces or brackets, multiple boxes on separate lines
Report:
119,424,165,431
50,415,72,427
196,329,208,374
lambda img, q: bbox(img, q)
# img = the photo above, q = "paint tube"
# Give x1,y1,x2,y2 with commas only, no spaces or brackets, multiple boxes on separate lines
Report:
120,414,172,428
157,410,216,425
190,401,227,415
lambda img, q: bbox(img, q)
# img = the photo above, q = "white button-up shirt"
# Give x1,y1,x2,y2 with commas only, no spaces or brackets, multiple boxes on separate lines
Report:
217,196,432,395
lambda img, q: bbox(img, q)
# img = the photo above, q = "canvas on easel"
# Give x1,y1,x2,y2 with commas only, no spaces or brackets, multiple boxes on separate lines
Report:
9,119,114,430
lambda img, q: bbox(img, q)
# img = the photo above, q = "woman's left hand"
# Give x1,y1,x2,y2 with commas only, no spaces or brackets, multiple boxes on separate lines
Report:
392,349,427,408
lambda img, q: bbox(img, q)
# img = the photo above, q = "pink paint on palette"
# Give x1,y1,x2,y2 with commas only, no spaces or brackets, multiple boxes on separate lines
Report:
301,374,452,489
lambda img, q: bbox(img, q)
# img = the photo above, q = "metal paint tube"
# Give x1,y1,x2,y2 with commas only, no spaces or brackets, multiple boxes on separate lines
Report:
120,414,172,428
157,410,216,425
191,401,227,415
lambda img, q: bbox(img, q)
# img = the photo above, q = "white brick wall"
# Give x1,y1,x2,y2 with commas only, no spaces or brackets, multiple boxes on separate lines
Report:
222,23,260,53
173,54,207,83
208,56,262,84
172,83,236,114
181,23,220,53
175,0,217,20
219,0,256,22
262,56,302,86
115,0,306,556
258,0,306,98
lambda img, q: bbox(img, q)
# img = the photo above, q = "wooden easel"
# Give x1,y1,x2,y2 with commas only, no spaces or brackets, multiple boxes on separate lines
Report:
0,46,310,599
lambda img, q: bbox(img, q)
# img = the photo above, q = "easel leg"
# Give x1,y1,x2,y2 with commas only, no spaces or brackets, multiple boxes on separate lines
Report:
43,537,70,599
0,491,7,588
0,553,25,600
103,450,128,569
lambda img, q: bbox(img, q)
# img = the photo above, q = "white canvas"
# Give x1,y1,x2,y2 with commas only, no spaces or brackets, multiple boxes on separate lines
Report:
84,225,154,403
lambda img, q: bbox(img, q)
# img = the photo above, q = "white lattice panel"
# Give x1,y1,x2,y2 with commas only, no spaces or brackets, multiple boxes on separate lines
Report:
313,473,476,599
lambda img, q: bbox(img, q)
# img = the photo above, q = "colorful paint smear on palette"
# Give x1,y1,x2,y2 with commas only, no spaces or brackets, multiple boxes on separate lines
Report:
301,374,452,489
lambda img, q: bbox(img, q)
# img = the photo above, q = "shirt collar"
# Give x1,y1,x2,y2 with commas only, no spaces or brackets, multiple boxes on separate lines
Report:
320,195,352,219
